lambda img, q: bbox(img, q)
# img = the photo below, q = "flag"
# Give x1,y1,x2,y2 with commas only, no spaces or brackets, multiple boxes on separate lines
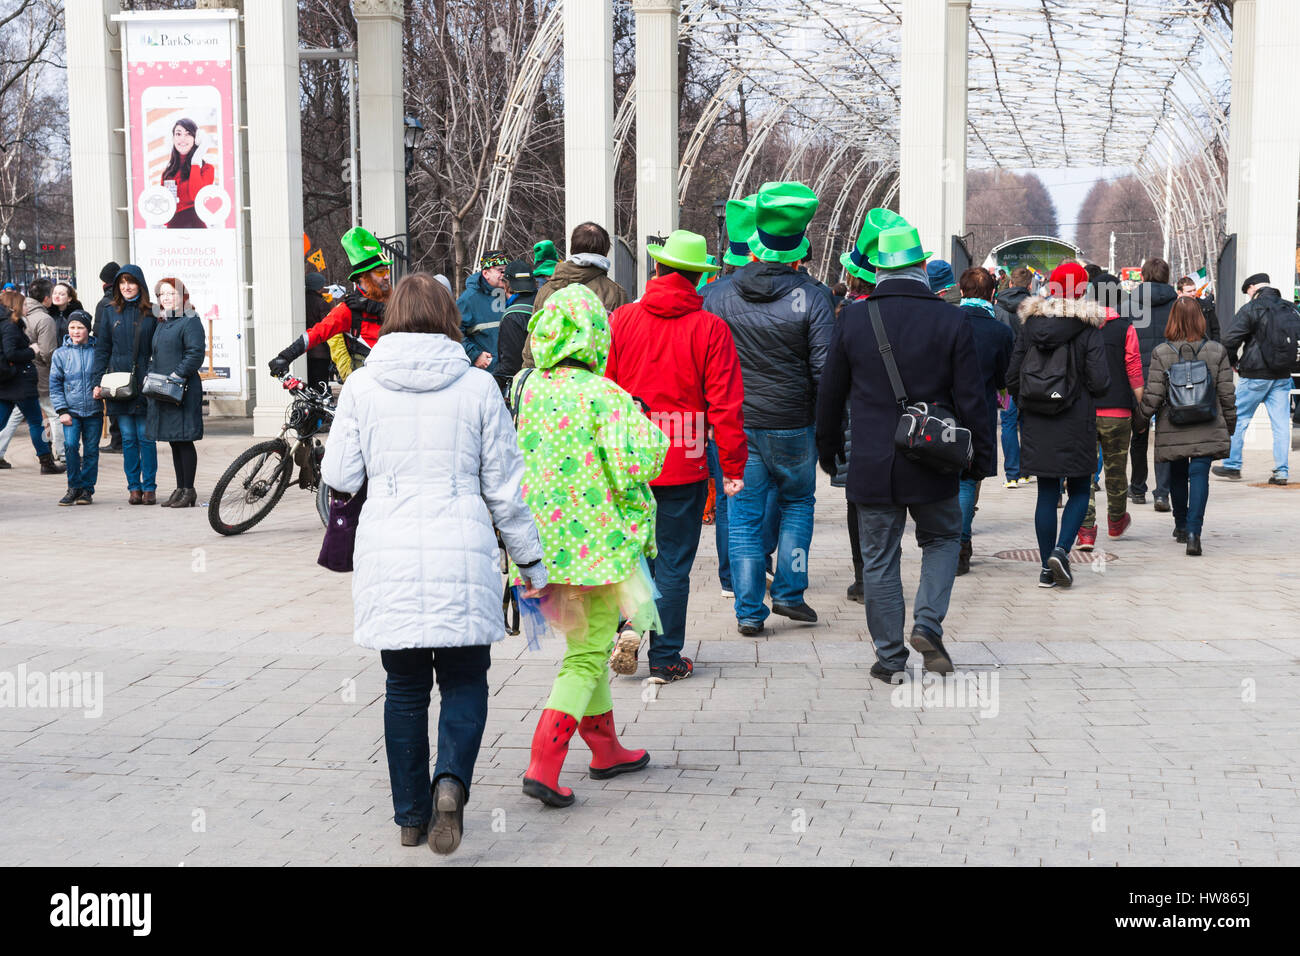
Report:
307,249,326,271
1194,266,1209,296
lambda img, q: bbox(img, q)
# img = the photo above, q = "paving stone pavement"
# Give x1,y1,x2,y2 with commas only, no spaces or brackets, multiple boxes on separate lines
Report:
1,420,1298,866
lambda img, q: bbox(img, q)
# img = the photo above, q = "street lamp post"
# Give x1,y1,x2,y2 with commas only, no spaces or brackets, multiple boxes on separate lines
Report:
17,239,26,288
0,233,10,285
402,115,425,270
712,197,727,265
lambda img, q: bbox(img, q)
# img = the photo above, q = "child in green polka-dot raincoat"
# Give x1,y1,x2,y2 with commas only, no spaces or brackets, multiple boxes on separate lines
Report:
510,283,668,808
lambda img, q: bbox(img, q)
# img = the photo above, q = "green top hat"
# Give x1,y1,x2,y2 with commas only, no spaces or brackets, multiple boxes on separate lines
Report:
723,196,757,267
533,239,559,278
648,230,721,275
341,227,392,281
748,182,818,264
841,208,909,282
867,225,932,270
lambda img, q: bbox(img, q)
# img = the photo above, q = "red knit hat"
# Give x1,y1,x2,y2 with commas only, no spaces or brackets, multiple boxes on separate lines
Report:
1047,261,1089,299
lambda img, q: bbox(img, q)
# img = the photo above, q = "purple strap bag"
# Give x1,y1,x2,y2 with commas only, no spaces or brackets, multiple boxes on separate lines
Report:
317,482,367,573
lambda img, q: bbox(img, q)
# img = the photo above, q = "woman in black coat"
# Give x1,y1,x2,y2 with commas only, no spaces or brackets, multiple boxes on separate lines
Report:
49,282,85,343
146,277,206,508
1006,263,1110,589
91,265,158,504
0,292,57,469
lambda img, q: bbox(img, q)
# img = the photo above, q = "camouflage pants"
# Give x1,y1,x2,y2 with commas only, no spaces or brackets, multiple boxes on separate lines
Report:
1083,416,1132,528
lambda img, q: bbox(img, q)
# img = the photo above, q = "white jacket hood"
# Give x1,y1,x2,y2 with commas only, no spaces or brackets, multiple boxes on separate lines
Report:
364,332,470,393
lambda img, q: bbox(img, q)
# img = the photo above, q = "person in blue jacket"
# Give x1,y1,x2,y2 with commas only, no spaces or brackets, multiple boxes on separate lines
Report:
49,311,104,505
456,250,509,375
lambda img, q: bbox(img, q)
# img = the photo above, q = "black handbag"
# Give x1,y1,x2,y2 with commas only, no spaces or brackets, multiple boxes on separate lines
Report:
868,300,974,476
142,372,185,405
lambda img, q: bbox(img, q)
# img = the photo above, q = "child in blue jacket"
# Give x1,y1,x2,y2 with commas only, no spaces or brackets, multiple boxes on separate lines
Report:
49,311,103,505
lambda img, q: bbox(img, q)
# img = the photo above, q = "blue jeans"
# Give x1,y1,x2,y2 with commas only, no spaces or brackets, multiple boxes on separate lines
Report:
648,480,708,669
117,413,157,492
0,397,51,458
958,478,979,543
856,496,962,670
379,644,490,827
1224,377,1291,478
708,440,777,591
1168,456,1212,536
729,426,816,624
63,414,102,492
1000,397,1020,480
1035,476,1090,567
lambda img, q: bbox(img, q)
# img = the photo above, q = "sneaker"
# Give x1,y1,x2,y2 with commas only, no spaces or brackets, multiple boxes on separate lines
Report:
1017,476,1034,485
870,662,904,684
720,587,734,599
1211,465,1241,481
771,601,817,623
1047,547,1073,588
737,622,764,636
1173,526,1188,543
1129,489,1147,504
1268,473,1288,486
908,626,954,675
846,580,864,604
647,656,693,683
1004,479,1019,489
608,627,642,676
1153,494,1171,512
58,489,79,506
1108,513,1132,538
0,458,10,469
1076,525,1096,552
428,777,465,855
1037,568,1057,589
74,489,93,506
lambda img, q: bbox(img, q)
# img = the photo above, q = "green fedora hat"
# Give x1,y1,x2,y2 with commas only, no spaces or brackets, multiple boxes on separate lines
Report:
867,224,932,270
532,239,559,278
841,208,909,282
748,181,818,264
342,226,392,281
648,230,721,274
723,195,757,267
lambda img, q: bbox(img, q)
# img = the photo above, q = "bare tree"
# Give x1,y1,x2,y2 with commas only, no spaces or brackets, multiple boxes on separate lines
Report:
964,169,1060,261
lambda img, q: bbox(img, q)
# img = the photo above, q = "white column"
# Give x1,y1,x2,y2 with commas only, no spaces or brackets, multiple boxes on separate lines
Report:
67,0,129,287
1225,0,1256,315
353,0,406,241
941,0,969,258
564,0,615,260
632,0,679,296
1241,0,1300,309
901,0,961,258
245,0,306,436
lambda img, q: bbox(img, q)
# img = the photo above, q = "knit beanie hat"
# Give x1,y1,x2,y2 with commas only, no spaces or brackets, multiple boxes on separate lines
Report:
99,261,121,285
1047,261,1090,299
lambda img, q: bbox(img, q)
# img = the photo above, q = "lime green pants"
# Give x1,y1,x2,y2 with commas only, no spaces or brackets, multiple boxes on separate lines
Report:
544,591,618,719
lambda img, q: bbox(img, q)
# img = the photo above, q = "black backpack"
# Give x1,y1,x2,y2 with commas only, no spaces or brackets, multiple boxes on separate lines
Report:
1164,341,1216,425
1255,297,1300,373
1017,340,1077,415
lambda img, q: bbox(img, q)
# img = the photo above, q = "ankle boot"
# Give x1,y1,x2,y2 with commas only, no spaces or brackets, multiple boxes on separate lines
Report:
522,708,577,807
1185,535,1202,556
38,453,65,475
179,488,197,507
159,488,184,508
578,710,649,779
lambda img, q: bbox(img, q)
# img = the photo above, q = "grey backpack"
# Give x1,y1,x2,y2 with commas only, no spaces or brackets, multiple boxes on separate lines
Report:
1165,341,1216,426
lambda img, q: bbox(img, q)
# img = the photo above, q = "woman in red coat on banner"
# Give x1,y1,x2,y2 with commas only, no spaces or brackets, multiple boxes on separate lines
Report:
162,118,215,229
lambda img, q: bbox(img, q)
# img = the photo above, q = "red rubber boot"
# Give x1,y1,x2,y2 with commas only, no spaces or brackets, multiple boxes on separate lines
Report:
522,709,578,807
579,710,650,780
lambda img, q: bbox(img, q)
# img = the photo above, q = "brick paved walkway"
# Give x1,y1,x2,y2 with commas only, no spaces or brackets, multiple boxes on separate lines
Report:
1,420,1298,865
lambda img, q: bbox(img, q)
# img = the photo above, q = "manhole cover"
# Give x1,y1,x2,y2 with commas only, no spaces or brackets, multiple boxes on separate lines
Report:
992,548,1116,564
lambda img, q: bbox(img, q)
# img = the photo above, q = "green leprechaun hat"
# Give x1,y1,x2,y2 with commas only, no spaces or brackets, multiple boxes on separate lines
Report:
723,196,757,267
841,208,910,282
342,227,392,281
533,239,559,278
748,181,819,264
867,224,932,270
648,230,721,275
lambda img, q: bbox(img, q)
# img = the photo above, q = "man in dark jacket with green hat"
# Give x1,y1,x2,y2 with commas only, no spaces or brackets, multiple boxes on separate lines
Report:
704,181,834,635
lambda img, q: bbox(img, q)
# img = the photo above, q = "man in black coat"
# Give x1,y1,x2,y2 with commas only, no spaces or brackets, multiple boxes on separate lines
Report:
91,260,123,453
1121,256,1177,507
495,259,537,394
815,226,994,681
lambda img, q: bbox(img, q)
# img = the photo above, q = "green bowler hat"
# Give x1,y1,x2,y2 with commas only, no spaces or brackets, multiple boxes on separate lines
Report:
867,225,932,270
841,208,910,282
533,239,559,278
748,182,819,264
723,196,757,267
648,230,721,274
342,227,392,281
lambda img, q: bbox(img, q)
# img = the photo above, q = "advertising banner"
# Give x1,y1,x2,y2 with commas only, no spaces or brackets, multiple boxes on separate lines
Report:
116,10,246,398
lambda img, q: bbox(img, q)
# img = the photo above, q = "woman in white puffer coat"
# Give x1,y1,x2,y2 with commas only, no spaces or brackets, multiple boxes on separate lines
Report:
321,272,547,856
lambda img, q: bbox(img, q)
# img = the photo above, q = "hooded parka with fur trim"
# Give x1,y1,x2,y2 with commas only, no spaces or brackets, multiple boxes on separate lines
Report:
1006,295,1111,478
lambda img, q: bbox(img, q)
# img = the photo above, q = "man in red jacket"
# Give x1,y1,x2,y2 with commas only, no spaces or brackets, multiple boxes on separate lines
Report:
605,230,747,682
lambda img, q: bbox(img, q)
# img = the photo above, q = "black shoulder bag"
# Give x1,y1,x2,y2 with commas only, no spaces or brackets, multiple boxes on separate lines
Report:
868,299,973,476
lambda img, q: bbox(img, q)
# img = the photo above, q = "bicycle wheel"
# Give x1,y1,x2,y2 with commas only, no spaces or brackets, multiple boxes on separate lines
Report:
207,438,294,536
316,478,331,527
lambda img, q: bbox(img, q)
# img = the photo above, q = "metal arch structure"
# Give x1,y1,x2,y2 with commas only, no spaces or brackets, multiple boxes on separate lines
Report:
827,160,897,280
729,103,791,199
817,153,877,279
677,70,744,205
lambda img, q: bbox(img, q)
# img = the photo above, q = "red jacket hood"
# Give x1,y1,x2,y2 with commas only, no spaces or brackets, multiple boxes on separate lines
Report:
639,272,703,319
